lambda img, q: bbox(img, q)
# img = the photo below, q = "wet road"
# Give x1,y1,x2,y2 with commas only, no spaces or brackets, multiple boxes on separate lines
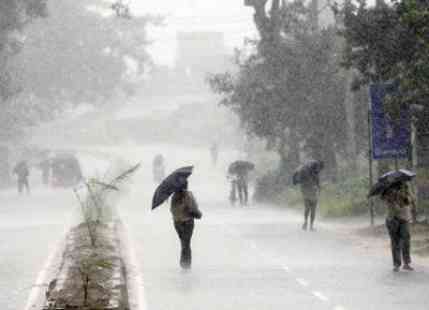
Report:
0,188,76,310
3,144,428,310
0,152,108,310
117,145,429,310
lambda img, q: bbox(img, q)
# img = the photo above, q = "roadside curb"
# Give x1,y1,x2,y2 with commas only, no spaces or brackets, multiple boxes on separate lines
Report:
118,221,147,310
24,210,75,310
41,221,128,310
24,236,67,310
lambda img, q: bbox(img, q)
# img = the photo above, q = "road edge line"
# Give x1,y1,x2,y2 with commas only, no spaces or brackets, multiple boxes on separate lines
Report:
118,221,147,310
23,225,69,310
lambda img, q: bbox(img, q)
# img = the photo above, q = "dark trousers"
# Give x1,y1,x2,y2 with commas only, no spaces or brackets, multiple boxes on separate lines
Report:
18,178,30,194
386,218,411,267
237,180,248,205
304,199,317,228
174,219,195,269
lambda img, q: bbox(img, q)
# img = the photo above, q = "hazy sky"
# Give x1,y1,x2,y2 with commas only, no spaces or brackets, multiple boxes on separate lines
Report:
104,0,376,66
127,0,256,66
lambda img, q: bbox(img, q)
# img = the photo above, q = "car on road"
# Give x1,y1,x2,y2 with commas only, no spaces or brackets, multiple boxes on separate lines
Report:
51,154,83,187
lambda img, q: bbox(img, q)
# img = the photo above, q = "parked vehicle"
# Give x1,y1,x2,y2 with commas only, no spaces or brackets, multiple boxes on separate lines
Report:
51,154,83,187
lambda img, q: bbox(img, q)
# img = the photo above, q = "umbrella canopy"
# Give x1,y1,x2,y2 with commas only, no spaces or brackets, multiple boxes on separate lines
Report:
228,160,255,175
151,166,193,210
292,160,324,185
303,160,324,174
368,169,416,197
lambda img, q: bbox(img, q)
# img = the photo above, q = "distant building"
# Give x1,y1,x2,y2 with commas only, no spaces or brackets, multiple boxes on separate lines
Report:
176,31,229,78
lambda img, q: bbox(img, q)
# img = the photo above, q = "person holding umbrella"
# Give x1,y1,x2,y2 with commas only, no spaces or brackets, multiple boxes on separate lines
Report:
152,166,202,269
228,160,255,206
227,174,238,206
370,169,416,272
293,160,324,231
13,160,30,194
171,179,202,269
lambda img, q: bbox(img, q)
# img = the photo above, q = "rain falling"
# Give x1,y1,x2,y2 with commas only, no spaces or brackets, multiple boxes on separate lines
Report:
1,1,429,309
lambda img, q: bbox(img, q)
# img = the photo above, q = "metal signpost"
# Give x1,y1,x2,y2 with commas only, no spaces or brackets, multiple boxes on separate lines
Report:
369,83,411,161
368,83,411,225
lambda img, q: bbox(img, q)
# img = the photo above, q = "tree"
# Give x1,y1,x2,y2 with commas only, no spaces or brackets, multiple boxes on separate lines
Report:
210,0,349,180
339,0,429,217
339,0,428,106
0,0,154,142
12,0,152,106
396,0,429,107
0,0,48,140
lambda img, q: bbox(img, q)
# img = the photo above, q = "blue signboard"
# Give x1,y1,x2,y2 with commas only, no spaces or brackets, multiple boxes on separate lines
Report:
370,83,411,160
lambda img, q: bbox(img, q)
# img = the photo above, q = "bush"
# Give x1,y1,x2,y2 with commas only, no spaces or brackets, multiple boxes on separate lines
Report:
319,176,370,217
253,170,285,203
255,170,373,218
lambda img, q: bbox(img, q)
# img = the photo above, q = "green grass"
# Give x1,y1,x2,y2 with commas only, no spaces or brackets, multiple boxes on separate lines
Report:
281,176,371,218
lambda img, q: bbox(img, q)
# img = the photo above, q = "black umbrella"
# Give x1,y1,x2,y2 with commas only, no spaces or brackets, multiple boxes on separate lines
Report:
304,160,324,174
292,160,324,185
368,169,416,197
228,160,255,175
151,166,193,210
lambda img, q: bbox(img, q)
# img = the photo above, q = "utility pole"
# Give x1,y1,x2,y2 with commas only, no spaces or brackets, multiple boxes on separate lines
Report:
344,70,358,171
310,0,319,33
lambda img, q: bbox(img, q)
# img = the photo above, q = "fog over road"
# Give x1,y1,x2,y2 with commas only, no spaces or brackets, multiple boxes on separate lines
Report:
0,188,75,310
116,145,429,310
3,0,428,309
2,144,428,310
0,153,110,310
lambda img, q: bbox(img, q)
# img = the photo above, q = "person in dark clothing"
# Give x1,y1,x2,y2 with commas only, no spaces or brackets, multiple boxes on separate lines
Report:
303,198,318,231
381,182,415,272
228,175,238,206
237,175,248,206
227,161,254,206
13,160,30,194
174,220,195,268
298,161,323,231
170,181,202,269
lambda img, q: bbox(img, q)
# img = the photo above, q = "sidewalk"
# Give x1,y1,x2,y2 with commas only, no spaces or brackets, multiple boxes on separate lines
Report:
284,204,429,266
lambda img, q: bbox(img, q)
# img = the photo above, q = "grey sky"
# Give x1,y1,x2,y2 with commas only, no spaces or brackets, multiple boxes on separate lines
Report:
108,0,376,66
127,0,256,66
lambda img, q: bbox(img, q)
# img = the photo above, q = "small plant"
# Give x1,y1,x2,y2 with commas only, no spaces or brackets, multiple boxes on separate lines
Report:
73,163,140,246
68,162,140,308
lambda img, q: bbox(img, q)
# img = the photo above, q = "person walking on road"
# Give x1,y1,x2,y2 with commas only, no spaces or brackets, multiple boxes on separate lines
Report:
228,161,254,206
170,180,202,269
237,174,249,206
294,160,323,231
13,160,30,194
228,175,238,206
300,174,320,231
381,182,416,272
